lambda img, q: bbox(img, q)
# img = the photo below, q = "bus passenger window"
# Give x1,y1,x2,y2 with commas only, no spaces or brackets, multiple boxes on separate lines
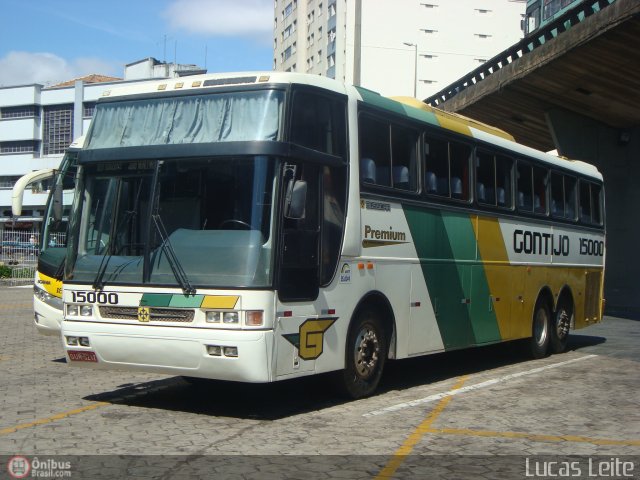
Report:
533,166,548,214
550,172,564,217
475,150,496,205
359,115,390,187
564,176,577,220
496,155,512,207
591,184,603,225
579,181,592,223
517,163,533,212
450,143,470,201
391,125,418,191
425,137,449,196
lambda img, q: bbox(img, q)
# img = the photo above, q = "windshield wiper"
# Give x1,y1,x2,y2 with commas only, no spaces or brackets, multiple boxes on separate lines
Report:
151,214,196,296
91,209,137,290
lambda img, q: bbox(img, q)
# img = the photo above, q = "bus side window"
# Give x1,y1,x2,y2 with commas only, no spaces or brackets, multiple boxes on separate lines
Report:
359,115,390,187
475,150,496,205
517,162,533,212
425,137,449,196
290,90,347,157
496,155,513,208
450,142,471,201
391,125,418,191
579,180,602,225
550,172,564,217
533,165,548,215
565,176,577,220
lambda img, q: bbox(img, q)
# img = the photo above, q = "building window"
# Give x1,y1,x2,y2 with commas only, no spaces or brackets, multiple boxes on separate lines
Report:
283,46,292,61
83,102,96,118
475,33,492,39
421,54,438,59
475,8,491,14
327,54,335,67
43,104,73,155
0,141,39,154
318,26,323,39
328,28,336,43
0,106,39,119
317,50,322,62
328,3,336,16
421,3,438,8
0,176,22,190
421,29,438,34
284,24,293,39
284,2,293,18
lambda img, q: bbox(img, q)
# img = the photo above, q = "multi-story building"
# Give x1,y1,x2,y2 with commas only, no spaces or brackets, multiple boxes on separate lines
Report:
273,0,526,99
0,58,204,232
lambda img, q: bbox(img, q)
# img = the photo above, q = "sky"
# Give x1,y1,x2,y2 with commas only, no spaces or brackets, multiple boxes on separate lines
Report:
0,0,274,87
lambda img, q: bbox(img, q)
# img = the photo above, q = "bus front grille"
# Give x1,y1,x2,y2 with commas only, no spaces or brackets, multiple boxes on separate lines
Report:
99,306,195,323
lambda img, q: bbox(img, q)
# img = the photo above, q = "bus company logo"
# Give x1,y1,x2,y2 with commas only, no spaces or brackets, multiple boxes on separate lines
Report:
7,456,30,479
362,225,408,248
283,317,337,360
340,263,351,283
137,307,150,322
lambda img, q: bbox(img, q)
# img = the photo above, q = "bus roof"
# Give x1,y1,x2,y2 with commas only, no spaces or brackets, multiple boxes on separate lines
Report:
96,71,602,181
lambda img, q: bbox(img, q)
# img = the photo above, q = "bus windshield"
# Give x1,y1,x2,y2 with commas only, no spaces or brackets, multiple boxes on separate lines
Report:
86,90,283,149
67,156,278,289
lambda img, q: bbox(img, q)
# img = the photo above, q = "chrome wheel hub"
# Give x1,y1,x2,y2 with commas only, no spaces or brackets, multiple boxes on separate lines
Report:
354,326,380,379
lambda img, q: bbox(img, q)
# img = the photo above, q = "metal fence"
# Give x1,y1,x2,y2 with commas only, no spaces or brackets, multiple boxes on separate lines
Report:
1,230,41,285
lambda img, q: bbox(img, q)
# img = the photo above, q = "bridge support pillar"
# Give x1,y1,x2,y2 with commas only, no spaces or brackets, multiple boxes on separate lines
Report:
546,108,640,318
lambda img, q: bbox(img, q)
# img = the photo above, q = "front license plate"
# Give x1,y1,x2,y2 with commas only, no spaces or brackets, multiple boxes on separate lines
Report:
68,350,98,362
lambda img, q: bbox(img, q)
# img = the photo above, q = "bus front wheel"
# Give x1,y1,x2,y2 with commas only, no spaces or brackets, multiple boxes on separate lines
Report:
337,309,387,399
530,298,551,359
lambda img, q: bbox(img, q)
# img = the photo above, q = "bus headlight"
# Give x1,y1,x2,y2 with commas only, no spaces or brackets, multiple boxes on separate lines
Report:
67,304,80,316
205,311,221,323
223,312,239,324
33,285,63,310
80,305,93,317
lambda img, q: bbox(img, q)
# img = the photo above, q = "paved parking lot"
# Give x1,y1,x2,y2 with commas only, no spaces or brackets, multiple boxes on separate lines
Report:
0,285,638,479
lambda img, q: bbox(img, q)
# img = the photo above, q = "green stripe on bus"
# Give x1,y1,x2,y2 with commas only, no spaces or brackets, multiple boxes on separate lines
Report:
169,295,205,308
403,207,501,348
440,214,501,345
140,294,172,307
355,87,439,126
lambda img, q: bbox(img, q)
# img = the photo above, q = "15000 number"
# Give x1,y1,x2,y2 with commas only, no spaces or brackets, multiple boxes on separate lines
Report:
71,291,119,304
579,238,604,257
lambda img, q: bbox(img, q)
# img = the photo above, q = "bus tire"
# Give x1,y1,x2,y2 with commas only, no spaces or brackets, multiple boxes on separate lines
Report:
530,297,551,359
550,303,571,354
337,309,387,399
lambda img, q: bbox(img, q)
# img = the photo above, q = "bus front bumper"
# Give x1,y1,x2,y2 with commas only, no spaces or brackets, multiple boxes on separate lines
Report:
61,320,273,383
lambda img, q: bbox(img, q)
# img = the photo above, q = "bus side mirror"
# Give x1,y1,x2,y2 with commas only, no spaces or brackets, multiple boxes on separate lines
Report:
52,181,63,222
285,180,307,220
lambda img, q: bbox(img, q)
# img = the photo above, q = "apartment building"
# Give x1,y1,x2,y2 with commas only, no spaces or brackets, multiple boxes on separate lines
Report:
273,0,526,98
0,58,204,231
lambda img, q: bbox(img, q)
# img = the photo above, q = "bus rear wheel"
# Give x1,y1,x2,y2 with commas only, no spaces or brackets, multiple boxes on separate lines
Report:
337,309,387,399
530,298,551,359
550,303,571,354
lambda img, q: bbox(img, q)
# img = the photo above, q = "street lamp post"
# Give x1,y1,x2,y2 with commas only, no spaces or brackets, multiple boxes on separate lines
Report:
403,42,418,98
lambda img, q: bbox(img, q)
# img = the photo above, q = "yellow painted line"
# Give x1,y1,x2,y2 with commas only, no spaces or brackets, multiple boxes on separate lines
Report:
425,427,640,447
375,375,469,479
0,402,110,436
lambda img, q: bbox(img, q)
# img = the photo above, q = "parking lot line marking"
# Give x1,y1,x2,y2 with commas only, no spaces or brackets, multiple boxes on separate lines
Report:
375,375,469,480
364,354,597,417
425,427,640,447
0,402,110,436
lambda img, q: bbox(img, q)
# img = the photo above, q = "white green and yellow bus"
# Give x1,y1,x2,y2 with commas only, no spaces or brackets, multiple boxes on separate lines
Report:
12,137,82,335
60,72,604,398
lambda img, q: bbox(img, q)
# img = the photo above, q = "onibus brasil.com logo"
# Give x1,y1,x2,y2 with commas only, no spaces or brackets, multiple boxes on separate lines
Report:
7,456,72,478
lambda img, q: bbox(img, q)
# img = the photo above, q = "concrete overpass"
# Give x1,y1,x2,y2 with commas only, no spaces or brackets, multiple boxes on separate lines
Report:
426,0,640,317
